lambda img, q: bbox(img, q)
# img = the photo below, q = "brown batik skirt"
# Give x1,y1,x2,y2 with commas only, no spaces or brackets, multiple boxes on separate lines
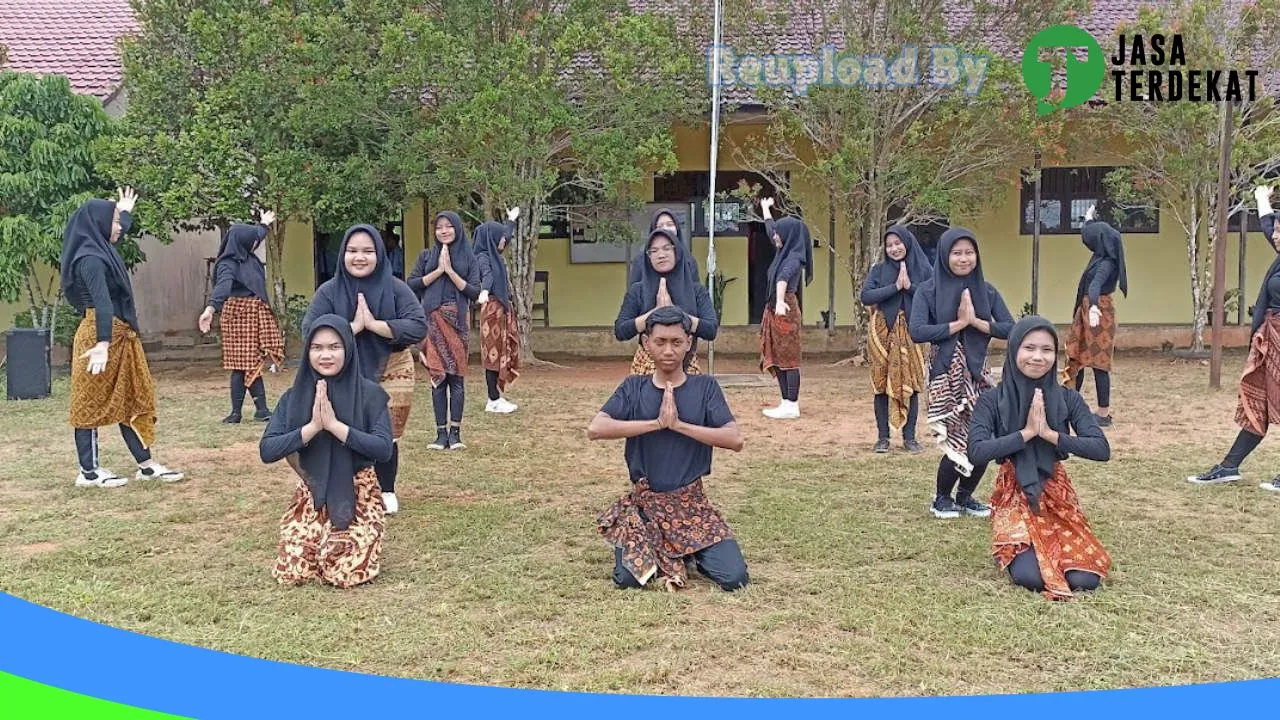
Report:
1235,311,1280,436
759,292,802,375
597,478,733,591
868,308,927,431
991,462,1111,601
380,348,415,439
925,342,992,477
422,303,469,385
219,296,285,387
273,466,385,589
70,311,157,446
480,299,521,393
1061,294,1117,383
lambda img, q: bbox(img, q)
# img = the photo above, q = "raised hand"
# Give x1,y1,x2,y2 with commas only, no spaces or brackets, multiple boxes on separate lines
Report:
1084,204,1097,222
1255,185,1273,202
198,306,215,334
260,209,277,226
507,206,520,222
656,277,673,308
760,197,775,212
115,187,138,213
657,382,678,429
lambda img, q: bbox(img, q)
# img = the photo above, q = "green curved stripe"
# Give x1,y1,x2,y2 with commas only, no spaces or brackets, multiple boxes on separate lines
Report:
0,671,191,719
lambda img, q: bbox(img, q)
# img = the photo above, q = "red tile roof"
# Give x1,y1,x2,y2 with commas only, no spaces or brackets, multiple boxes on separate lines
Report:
0,0,137,101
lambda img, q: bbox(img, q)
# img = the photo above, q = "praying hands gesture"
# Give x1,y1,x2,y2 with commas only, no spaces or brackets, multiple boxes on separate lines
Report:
657,382,679,430
302,380,349,443
1019,389,1060,445
352,292,391,339
958,289,975,324
656,277,673,308
439,244,452,273
896,261,911,291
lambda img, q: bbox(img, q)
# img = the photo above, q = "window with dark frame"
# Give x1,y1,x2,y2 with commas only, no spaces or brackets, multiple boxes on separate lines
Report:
653,170,781,236
1020,166,1160,235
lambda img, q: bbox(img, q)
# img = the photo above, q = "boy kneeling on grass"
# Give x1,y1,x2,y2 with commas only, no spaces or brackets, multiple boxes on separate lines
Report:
588,306,749,592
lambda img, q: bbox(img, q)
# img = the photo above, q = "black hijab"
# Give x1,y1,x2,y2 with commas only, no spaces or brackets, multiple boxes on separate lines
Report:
635,228,700,314
929,227,994,381
870,224,933,329
214,223,270,304
766,217,814,299
280,315,387,531
59,199,138,330
629,208,700,285
420,211,476,332
328,224,396,379
473,221,513,306
1075,220,1129,312
994,315,1069,512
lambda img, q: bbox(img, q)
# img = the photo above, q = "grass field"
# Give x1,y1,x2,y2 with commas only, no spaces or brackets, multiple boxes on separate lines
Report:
0,352,1278,697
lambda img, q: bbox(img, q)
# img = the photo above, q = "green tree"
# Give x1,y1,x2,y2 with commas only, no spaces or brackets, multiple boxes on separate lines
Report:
1102,0,1280,351
99,0,409,323
0,72,118,335
384,0,706,362
728,0,1085,350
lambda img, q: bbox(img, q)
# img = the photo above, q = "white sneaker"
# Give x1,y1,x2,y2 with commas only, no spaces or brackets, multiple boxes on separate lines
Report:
382,492,399,515
135,463,185,483
485,398,518,414
75,468,128,488
762,400,800,420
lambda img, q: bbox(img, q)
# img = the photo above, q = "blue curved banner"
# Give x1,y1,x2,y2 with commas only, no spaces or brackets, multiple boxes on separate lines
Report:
0,591,1276,718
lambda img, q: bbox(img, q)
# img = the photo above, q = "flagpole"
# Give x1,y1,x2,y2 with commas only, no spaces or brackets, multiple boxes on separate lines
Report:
706,0,724,376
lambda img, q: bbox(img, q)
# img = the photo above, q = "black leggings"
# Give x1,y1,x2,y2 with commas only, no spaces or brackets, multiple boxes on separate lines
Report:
75,426,151,473
485,370,501,402
874,393,919,441
375,442,399,493
432,374,465,426
1008,548,1101,594
228,371,268,414
1074,369,1111,408
936,457,988,500
1223,429,1265,468
774,369,800,402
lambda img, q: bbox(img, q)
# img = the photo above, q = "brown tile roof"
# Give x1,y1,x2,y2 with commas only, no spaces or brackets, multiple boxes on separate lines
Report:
0,0,137,101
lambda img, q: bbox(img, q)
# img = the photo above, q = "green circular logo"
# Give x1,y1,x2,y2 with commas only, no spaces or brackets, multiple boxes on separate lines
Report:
1022,24,1106,115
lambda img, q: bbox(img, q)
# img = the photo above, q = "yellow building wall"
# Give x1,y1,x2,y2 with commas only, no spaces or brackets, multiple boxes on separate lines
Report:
15,123,1273,335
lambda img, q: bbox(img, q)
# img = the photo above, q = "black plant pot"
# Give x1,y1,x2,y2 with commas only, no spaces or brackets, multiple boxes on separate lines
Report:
6,327,52,400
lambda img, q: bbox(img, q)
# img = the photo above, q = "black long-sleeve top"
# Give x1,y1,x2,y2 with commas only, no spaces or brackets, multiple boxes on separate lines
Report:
406,253,482,302
968,388,1110,466
258,387,394,466
74,257,125,343
613,282,719,342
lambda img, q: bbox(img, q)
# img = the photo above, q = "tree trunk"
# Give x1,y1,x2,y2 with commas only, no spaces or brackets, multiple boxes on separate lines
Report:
509,197,542,363
844,193,882,358
266,220,290,350
1187,194,1206,352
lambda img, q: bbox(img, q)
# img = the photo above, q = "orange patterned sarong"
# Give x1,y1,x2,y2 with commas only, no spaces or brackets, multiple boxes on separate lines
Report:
380,348,415,439
1061,294,1116,383
69,311,157,447
480,300,521,392
273,466,384,589
868,308,927,431
1235,312,1280,436
991,462,1110,601
759,292,802,375
219,296,285,388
